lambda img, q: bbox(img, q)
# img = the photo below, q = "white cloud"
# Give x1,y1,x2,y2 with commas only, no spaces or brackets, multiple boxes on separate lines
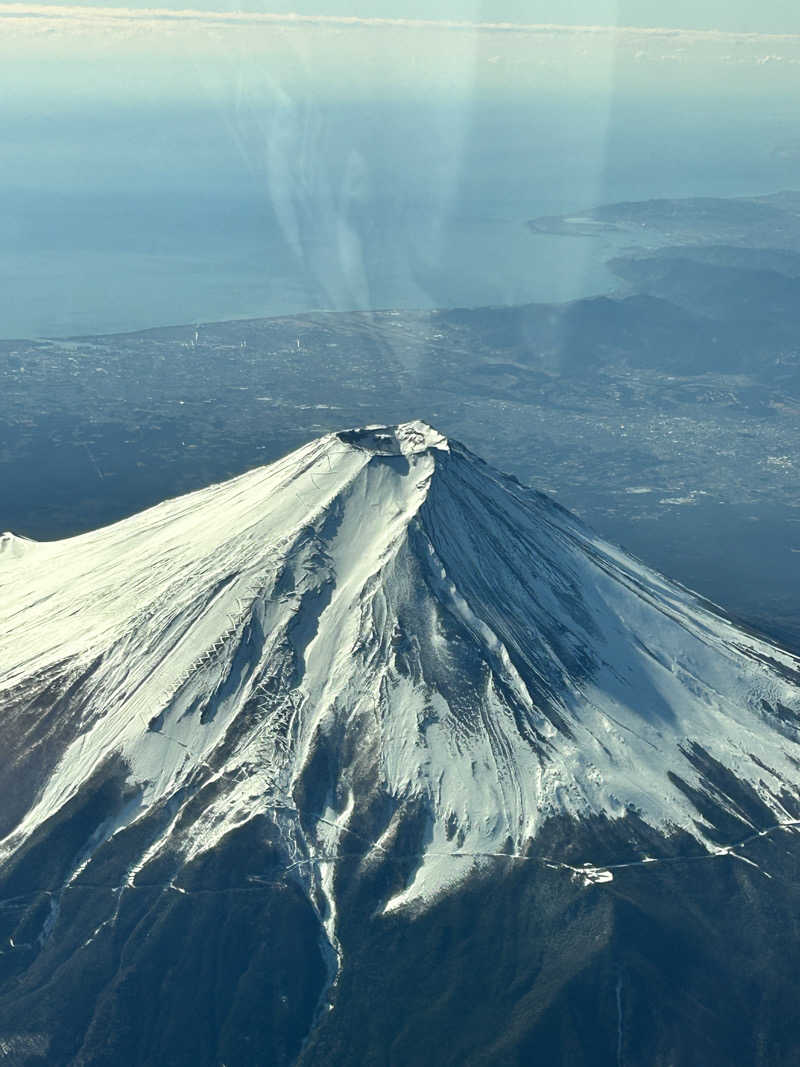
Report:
4,3,800,87
3,4,800,42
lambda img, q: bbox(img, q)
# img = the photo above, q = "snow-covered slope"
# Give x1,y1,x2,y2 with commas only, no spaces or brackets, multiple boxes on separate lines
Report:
1,421,799,927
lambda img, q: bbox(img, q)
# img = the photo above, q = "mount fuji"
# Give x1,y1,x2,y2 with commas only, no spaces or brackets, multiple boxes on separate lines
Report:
1,421,799,1066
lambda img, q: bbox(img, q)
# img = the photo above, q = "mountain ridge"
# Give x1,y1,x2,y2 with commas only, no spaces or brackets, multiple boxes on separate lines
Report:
2,421,800,1063
2,422,799,914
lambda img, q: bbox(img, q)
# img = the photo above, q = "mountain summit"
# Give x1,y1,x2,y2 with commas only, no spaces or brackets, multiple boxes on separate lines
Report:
1,422,800,1064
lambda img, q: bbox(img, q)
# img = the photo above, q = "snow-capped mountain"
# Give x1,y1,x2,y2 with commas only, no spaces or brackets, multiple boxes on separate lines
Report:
1,421,800,1066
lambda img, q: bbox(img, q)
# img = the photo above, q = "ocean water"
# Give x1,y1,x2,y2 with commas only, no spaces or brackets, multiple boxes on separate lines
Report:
3,95,800,339
0,207,630,338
